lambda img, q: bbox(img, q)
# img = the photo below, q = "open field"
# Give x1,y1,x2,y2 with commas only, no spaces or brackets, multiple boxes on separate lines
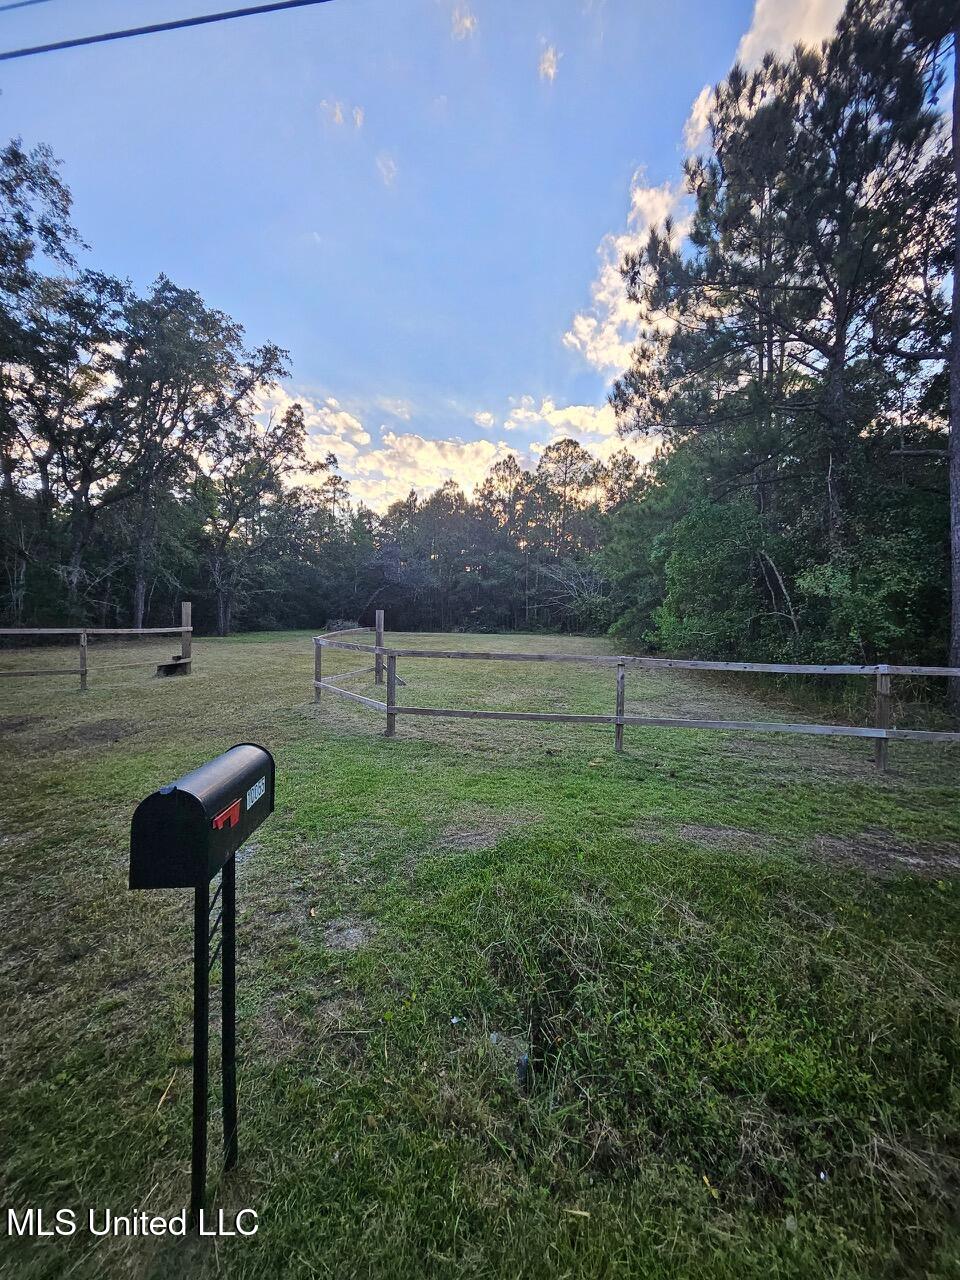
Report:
2,630,960,1279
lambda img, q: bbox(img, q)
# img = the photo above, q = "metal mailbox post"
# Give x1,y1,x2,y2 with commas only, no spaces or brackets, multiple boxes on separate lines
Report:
129,743,275,1226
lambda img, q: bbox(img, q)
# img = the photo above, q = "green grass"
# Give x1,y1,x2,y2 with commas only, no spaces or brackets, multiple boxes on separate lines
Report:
1,630,959,1279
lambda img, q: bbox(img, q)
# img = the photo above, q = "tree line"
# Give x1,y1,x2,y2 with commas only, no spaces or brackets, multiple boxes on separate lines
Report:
0,132,648,637
0,0,956,707
609,0,958,687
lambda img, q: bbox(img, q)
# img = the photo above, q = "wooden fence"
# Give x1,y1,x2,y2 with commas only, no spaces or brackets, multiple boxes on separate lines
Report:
0,602,193,691
314,611,960,772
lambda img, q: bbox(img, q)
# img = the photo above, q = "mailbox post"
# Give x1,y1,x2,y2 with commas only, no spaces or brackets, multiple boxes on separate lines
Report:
130,743,275,1226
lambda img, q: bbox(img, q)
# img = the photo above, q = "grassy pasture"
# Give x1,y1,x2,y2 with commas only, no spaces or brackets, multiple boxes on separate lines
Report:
1,630,960,1279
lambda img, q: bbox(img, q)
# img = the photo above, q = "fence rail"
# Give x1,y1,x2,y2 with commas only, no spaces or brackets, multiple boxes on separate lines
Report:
0,626,189,637
0,602,193,691
315,639,957,678
313,612,960,771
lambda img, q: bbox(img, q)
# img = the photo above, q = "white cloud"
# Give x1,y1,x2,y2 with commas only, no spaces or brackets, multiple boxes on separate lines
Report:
503,394,542,429
683,84,714,153
500,396,660,466
473,410,495,428
540,399,619,438
258,387,660,509
319,99,345,126
305,411,371,463
451,5,477,39
254,386,371,473
349,431,518,508
564,1,844,382
376,152,399,187
736,0,844,67
377,396,414,420
320,99,366,129
504,396,618,441
538,44,560,82
563,170,689,376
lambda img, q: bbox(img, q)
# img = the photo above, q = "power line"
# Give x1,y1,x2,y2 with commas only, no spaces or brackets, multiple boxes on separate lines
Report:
0,0,336,61
0,0,59,12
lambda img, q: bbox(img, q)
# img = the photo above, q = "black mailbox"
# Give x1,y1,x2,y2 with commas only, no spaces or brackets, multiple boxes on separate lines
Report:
130,743,275,889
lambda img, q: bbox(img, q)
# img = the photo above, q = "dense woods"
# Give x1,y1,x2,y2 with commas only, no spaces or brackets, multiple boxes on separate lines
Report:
0,0,956,697
611,0,958,676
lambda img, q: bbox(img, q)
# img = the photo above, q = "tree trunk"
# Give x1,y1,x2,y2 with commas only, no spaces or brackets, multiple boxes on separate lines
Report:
65,495,94,614
31,443,57,529
130,468,160,629
949,28,960,713
823,351,849,549
5,548,26,623
131,508,152,630
132,575,147,632
64,547,84,611
216,585,231,637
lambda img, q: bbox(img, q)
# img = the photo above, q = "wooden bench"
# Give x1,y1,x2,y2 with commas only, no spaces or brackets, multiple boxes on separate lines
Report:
156,655,192,677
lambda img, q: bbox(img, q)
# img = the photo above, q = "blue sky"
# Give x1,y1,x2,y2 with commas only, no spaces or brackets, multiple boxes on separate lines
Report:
1,0,843,507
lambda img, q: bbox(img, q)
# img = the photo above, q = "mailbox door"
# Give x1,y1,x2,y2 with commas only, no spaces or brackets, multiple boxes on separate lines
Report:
130,789,209,888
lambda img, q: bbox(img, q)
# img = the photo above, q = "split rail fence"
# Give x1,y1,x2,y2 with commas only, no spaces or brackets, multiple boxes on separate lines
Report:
314,612,960,772
0,602,193,691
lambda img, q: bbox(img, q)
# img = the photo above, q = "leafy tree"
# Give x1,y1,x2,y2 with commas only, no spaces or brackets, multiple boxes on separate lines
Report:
107,276,290,625
16,271,131,610
892,0,959,705
534,439,600,558
191,402,323,635
607,0,954,675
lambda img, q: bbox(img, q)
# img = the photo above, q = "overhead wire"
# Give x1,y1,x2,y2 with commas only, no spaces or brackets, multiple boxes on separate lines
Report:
0,0,335,61
0,0,62,15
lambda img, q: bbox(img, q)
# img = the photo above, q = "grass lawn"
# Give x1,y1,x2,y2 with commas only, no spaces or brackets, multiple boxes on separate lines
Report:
2,629,960,1279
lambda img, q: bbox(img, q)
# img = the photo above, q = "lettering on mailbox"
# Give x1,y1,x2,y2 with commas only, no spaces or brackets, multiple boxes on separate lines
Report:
246,776,266,810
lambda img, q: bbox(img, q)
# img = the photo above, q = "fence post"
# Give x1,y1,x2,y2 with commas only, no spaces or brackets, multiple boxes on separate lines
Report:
190,880,210,1225
385,654,397,737
314,640,322,703
181,601,192,663
615,661,625,754
221,854,238,1173
375,609,384,685
79,631,87,692
874,668,890,773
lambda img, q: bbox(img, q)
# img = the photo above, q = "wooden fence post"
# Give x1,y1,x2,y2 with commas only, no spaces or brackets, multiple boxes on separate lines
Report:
615,661,625,754
385,654,397,737
181,601,192,662
375,609,384,685
79,631,87,692
875,668,891,773
314,641,322,704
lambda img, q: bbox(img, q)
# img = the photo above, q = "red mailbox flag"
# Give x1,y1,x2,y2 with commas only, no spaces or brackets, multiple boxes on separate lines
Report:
212,799,241,831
